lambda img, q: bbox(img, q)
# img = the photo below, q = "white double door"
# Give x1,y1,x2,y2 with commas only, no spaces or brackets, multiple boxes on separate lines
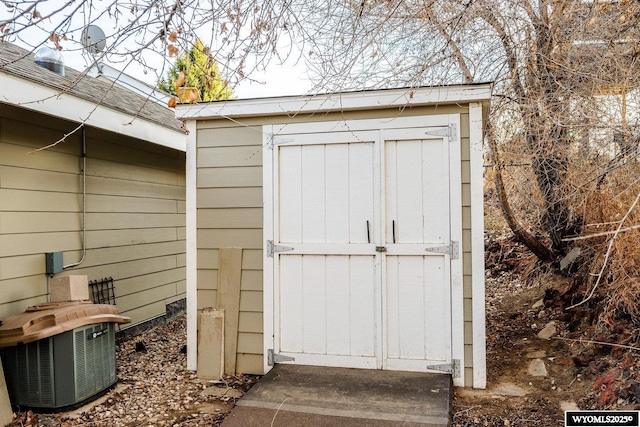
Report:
265,116,461,372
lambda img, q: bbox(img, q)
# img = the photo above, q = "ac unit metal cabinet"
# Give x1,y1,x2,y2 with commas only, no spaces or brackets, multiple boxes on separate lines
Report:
0,322,117,409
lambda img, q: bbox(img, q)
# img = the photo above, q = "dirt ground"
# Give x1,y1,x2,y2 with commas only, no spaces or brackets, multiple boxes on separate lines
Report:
453,204,640,425
452,270,593,426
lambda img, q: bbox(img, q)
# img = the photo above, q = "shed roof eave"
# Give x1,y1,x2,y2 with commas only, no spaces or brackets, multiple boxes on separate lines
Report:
0,71,186,152
176,83,493,120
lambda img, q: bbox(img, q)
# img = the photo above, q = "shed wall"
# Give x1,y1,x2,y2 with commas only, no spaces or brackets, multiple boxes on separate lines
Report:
194,105,478,378
0,105,186,326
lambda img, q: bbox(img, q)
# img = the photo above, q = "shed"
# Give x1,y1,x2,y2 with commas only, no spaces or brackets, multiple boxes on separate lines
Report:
177,83,491,388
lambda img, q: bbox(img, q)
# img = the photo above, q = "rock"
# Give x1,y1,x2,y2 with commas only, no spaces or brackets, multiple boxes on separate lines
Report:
526,350,546,359
493,382,527,397
528,359,548,377
537,321,557,340
532,299,544,309
560,400,579,411
560,247,581,271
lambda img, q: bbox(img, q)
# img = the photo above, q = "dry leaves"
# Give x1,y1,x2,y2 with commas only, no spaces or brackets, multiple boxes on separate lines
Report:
167,44,179,56
175,71,186,89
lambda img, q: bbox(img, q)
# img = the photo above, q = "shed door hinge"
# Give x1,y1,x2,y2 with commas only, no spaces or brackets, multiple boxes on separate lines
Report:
266,240,295,257
424,124,457,141
425,241,459,259
427,359,461,378
448,123,457,141
268,349,295,366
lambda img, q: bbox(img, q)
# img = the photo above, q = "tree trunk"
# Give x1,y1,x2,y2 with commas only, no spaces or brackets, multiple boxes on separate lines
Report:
531,152,571,253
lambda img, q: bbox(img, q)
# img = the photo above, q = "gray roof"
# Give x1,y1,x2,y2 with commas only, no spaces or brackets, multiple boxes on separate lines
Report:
0,42,184,134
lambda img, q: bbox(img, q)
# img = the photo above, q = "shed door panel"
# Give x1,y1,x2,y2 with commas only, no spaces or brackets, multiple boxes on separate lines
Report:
384,134,451,371
275,134,379,369
269,121,457,372
386,255,448,362
279,255,376,357
279,140,375,244
385,138,449,244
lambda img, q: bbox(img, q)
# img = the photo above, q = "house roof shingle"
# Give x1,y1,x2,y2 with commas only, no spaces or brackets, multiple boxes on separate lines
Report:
0,42,184,135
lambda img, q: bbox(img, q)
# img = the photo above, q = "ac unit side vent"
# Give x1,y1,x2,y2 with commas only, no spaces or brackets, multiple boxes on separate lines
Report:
5,339,54,407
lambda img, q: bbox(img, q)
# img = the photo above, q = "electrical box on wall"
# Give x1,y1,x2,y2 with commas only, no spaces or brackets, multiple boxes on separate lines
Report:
45,252,64,275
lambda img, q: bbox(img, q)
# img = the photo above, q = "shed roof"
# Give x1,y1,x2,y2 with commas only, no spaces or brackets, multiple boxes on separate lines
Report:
176,83,492,120
0,42,186,151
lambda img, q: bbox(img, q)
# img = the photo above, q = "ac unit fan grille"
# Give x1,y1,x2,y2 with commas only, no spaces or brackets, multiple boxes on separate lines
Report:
74,323,116,402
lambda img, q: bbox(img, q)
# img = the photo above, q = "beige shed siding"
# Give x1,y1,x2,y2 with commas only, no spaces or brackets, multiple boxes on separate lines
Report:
195,123,264,374
195,105,479,377
0,106,186,325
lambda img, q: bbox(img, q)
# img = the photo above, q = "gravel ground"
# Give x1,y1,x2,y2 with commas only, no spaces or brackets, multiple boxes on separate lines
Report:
9,315,259,427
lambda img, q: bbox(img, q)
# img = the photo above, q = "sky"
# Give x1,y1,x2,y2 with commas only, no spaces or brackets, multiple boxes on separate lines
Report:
232,62,312,99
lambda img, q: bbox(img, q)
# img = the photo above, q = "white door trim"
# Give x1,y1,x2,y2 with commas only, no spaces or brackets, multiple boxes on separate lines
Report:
470,102,487,388
263,115,465,384
271,115,453,136
447,115,465,387
263,125,276,375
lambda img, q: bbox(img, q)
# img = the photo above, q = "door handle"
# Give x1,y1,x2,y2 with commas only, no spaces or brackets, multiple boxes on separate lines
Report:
392,220,396,243
366,220,371,244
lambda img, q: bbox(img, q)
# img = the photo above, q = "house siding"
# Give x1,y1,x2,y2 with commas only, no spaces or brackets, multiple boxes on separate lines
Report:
194,105,479,377
0,105,186,326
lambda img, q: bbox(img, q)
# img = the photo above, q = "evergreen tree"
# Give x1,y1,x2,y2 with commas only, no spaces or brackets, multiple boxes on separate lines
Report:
158,39,233,102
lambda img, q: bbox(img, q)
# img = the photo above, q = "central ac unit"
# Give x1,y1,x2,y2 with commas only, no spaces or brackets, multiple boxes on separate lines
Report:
1,323,117,409
0,301,130,410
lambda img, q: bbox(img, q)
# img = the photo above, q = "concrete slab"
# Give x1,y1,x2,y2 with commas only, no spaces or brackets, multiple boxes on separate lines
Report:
222,364,451,427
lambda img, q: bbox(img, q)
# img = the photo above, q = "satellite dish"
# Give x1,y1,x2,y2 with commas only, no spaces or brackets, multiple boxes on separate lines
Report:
81,25,106,55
